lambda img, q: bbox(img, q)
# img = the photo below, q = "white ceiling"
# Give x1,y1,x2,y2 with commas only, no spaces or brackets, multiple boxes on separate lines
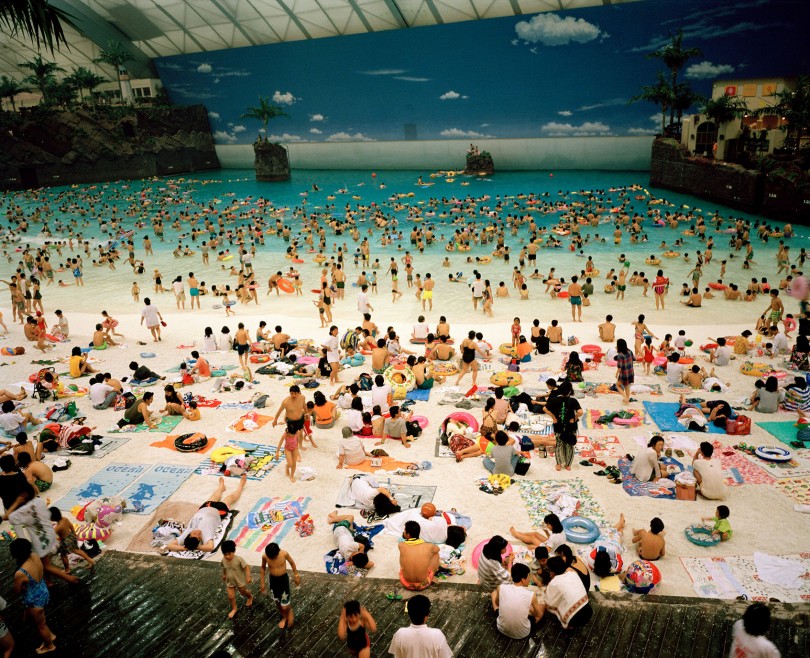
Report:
0,0,639,82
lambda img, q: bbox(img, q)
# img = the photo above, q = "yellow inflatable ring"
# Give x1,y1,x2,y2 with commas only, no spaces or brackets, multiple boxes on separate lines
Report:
210,446,246,464
740,361,771,377
479,256,492,264
585,269,600,276
646,258,661,265
384,364,416,400
499,343,518,356
314,255,326,263
490,371,522,387
663,251,680,258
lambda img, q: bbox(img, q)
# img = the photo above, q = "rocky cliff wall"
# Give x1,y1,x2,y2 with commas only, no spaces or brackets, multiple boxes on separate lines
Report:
0,105,219,189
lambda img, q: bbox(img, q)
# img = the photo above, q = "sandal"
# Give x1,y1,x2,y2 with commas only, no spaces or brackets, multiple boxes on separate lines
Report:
594,470,607,476
674,449,685,457
386,593,403,601
790,441,805,449
579,460,592,466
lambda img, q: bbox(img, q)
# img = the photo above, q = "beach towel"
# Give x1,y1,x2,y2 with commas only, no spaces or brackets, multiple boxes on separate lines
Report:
228,411,273,432
518,478,608,530
218,402,256,411
150,434,218,454
8,497,58,558
756,421,801,448
53,463,148,511
583,409,648,430
57,437,130,460
616,456,683,499
335,475,436,510
229,496,310,552
190,395,222,408
405,388,431,402
575,435,625,461
110,414,184,434
579,382,662,396
681,553,810,602
346,456,419,473
742,449,810,480
711,441,775,486
773,478,810,505
194,442,282,480
642,401,725,434
166,511,238,560
118,464,196,515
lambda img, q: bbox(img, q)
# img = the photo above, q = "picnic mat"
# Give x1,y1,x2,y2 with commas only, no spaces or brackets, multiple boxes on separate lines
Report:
575,435,626,461
583,409,648,430
110,415,185,434
335,476,436,510
616,457,684,499
190,395,222,408
229,496,311,552
118,464,196,515
57,437,130,460
228,412,273,432
406,388,431,402
773,478,810,506
742,450,810,480
642,401,724,434
681,553,810,603
194,441,282,480
756,421,800,448
712,441,776,486
580,382,662,396
126,500,199,553
53,463,149,511
347,457,419,473
517,478,608,530
150,434,218,454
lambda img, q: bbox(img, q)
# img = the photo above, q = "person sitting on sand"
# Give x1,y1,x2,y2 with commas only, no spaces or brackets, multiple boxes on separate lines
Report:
0,401,42,436
165,476,246,553
632,517,666,561
598,315,616,342
398,520,440,591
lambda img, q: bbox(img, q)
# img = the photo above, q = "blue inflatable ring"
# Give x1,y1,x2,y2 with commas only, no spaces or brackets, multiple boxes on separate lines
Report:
561,516,600,544
684,524,720,547
754,445,792,463
140,352,156,358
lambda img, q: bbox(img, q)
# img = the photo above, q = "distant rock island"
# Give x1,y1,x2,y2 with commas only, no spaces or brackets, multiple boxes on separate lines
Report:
463,145,494,176
252,138,291,182
0,104,219,189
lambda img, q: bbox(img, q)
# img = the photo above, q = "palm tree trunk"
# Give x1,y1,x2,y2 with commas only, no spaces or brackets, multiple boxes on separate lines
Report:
669,70,677,127
10,98,16,111
661,108,667,134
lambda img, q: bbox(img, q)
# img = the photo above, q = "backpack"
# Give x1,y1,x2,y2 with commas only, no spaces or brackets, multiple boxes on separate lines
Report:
406,420,423,437
340,330,359,351
45,401,77,423
357,373,373,391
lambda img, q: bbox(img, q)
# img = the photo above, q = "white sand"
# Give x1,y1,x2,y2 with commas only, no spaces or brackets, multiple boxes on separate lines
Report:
3,273,808,600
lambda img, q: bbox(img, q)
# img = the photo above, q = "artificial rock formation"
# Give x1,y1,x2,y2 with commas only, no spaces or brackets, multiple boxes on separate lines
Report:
253,138,291,182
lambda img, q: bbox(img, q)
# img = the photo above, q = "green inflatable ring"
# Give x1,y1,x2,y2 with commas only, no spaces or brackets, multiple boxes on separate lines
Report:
684,524,720,547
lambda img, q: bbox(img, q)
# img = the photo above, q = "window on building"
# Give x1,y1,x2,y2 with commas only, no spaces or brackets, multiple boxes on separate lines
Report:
695,121,717,157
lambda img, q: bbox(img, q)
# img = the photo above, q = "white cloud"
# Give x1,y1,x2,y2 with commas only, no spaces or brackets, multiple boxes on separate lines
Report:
515,13,603,47
685,61,735,79
440,128,494,139
309,128,322,134
310,114,325,122
196,63,212,73
577,98,625,112
213,77,220,84
627,127,659,135
440,90,461,100
360,69,406,75
511,39,519,46
212,130,238,144
557,110,572,117
325,132,375,142
267,133,305,142
480,123,490,127
541,121,611,135
232,125,246,133
272,90,296,105
207,111,220,120
394,76,430,82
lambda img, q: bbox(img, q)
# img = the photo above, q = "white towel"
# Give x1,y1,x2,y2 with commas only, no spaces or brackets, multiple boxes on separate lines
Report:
754,552,805,589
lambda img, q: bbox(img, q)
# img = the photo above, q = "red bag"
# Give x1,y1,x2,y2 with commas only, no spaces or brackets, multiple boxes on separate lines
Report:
726,415,751,436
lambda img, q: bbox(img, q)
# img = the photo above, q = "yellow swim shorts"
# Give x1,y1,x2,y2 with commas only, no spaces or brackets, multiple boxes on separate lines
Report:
421,290,433,300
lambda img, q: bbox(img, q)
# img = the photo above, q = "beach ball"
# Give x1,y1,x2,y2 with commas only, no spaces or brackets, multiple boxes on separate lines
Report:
789,276,808,300
625,560,662,594
372,172,376,178
625,261,630,267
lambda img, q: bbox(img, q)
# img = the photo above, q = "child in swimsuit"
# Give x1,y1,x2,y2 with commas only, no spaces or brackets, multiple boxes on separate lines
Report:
338,600,377,658
275,423,300,483
11,538,56,654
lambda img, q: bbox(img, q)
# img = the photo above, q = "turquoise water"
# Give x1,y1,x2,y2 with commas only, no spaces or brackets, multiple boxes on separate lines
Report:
1,168,804,318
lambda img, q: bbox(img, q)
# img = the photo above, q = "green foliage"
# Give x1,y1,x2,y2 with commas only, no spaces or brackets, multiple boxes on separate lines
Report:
66,67,107,104
0,0,74,52
630,72,674,133
241,96,289,131
19,54,64,103
754,75,810,152
0,75,30,111
94,41,134,101
646,30,702,126
701,94,748,126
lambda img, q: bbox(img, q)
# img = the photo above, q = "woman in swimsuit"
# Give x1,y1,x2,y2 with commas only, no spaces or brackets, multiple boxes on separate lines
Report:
455,330,480,388
652,269,669,310
11,538,56,654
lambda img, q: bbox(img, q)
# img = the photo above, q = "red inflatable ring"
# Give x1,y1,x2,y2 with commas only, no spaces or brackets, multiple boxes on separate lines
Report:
581,344,601,354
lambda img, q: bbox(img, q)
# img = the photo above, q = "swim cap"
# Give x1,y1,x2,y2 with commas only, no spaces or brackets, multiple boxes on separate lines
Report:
421,503,437,519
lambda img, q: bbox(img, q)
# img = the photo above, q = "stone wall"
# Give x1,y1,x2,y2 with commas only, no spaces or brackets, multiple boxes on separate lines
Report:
0,105,219,189
649,138,809,223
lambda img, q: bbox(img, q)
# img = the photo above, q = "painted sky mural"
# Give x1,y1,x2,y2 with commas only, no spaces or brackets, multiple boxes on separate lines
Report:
154,0,808,145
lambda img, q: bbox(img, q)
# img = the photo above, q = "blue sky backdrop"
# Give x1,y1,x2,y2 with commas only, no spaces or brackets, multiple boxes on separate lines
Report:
155,0,808,144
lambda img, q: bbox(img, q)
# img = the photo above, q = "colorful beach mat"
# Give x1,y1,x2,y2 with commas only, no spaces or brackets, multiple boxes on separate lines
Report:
742,450,810,480
580,382,662,396
616,457,683,499
773,478,810,506
118,464,196,515
53,463,149,511
756,421,801,448
712,441,775,486
575,435,626,461
681,553,810,603
642,401,724,433
582,409,648,430
229,496,311,552
517,478,608,530
110,415,185,434
194,441,282,480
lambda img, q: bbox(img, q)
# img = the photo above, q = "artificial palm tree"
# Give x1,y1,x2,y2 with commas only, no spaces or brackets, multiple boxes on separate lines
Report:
630,72,674,135
702,94,748,127
0,0,73,52
647,30,702,127
66,66,107,106
241,96,289,139
93,41,133,102
672,83,702,126
0,75,30,111
754,76,810,152
19,54,64,104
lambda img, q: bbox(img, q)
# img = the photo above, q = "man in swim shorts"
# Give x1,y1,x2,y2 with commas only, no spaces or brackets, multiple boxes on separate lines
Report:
421,273,434,311
568,276,583,322
165,475,246,552
398,520,439,591
187,272,200,310
273,385,307,438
